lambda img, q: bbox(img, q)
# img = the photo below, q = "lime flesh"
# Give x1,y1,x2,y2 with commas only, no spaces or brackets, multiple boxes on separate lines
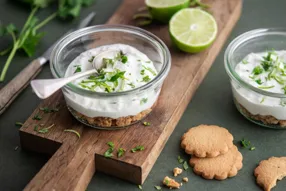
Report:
170,8,218,53
145,0,190,23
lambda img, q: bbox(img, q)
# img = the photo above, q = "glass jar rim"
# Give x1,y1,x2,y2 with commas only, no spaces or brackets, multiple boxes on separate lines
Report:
224,28,286,98
50,24,171,97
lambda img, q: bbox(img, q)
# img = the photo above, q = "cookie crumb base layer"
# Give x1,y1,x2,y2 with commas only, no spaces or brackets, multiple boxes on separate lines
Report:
68,106,153,129
234,99,286,129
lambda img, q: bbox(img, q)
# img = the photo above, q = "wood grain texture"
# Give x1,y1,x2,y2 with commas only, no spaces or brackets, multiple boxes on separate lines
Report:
0,59,42,115
20,0,242,190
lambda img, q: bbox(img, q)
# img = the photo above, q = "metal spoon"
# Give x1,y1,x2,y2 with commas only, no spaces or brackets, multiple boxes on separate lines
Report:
31,50,119,99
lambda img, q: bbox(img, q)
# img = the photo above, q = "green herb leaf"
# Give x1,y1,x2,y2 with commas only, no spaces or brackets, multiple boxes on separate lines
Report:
142,75,151,82
154,186,162,190
140,70,145,75
138,185,143,190
117,148,126,158
88,56,95,63
131,145,144,153
121,55,128,63
143,121,150,126
32,114,42,120
128,83,135,88
74,65,82,74
34,124,54,134
40,107,59,113
252,66,263,75
143,66,157,76
164,179,170,186
22,31,45,57
255,79,262,85
107,141,115,148
183,161,189,170
140,98,148,105
178,156,184,164
15,122,23,127
240,138,250,148
104,148,114,158
250,147,256,151
282,86,286,94
110,71,126,82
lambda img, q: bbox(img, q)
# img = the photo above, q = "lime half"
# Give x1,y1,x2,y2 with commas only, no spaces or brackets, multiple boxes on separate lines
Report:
146,0,190,23
170,8,218,53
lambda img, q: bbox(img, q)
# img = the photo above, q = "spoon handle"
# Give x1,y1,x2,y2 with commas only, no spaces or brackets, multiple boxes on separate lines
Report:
31,69,97,99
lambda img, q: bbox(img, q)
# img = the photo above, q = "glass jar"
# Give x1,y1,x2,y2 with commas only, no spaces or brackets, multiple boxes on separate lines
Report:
50,25,171,129
225,28,286,129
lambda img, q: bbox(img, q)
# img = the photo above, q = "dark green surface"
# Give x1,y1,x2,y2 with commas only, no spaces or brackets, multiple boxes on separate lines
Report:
1,0,286,190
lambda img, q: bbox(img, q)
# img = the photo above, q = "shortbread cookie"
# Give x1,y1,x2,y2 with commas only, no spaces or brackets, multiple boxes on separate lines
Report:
254,157,286,191
189,145,243,180
181,125,234,158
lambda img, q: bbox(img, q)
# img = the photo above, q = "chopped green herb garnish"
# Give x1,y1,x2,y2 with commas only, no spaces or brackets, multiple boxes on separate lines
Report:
241,138,255,151
110,71,126,82
121,55,128,63
40,107,59,113
252,66,263,75
183,161,189,170
74,65,81,74
117,148,126,158
249,76,255,80
260,97,265,103
34,125,39,131
107,141,115,148
240,138,250,148
140,70,145,75
131,145,144,153
137,59,141,62
146,61,151,63
104,142,115,158
178,156,184,164
103,58,114,66
143,121,150,126
34,124,54,134
273,75,284,85
142,75,151,82
88,56,95,63
250,147,256,151
104,148,114,158
140,98,148,105
164,179,170,185
128,83,135,88
258,85,275,89
15,122,23,127
138,185,143,190
255,79,262,85
242,59,248,64
64,129,81,139
32,114,42,120
143,65,157,76
154,186,162,190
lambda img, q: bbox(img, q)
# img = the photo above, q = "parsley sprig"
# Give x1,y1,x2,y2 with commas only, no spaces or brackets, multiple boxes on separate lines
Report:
240,138,255,151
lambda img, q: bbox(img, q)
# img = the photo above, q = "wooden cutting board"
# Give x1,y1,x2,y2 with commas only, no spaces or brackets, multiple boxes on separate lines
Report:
20,0,242,190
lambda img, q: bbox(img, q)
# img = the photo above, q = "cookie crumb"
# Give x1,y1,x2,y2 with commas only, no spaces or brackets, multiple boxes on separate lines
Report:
182,177,188,182
173,167,183,177
163,176,180,189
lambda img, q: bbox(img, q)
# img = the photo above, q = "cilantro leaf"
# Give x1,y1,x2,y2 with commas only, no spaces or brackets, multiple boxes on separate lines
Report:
110,71,126,82
131,145,144,153
183,161,189,170
252,66,263,75
255,79,262,85
22,31,45,57
140,98,148,105
74,65,82,73
117,148,126,158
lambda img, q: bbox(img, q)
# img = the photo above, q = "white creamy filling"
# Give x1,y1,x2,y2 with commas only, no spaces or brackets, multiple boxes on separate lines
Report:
63,44,160,118
234,50,286,120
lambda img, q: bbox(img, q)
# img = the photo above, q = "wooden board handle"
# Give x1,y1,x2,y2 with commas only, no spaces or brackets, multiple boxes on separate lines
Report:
24,143,96,191
0,59,42,115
